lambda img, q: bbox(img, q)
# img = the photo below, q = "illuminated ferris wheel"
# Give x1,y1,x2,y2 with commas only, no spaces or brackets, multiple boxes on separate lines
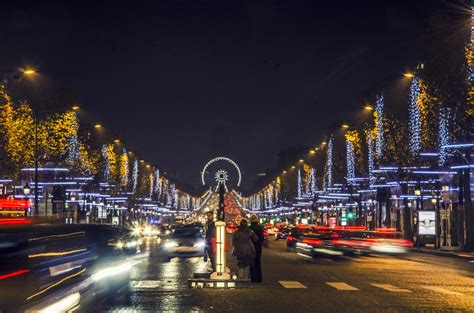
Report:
201,157,242,188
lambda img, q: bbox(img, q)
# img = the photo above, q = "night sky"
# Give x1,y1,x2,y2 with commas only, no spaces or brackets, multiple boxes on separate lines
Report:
1,0,448,190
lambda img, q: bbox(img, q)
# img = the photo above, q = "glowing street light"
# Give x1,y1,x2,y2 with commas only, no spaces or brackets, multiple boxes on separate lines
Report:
299,159,304,163
403,73,415,78
364,105,373,111
71,105,80,111
342,124,350,129
309,149,316,154
94,123,102,129
22,69,37,76
114,139,120,143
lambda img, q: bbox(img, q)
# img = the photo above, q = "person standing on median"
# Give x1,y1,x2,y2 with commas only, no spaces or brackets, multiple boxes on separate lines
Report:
249,214,264,283
232,219,258,280
205,211,216,271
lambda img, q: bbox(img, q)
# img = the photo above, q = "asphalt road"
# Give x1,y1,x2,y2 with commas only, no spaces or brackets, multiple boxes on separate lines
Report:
91,237,474,312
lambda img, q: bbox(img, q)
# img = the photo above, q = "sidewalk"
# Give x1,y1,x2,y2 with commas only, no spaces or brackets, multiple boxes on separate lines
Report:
411,247,474,261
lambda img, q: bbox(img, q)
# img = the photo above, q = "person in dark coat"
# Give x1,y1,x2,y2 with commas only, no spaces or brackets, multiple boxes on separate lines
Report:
205,211,216,271
232,219,258,280
249,214,264,283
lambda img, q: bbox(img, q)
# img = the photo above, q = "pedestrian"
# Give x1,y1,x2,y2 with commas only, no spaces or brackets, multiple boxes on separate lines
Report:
249,214,264,283
232,219,258,280
204,211,216,271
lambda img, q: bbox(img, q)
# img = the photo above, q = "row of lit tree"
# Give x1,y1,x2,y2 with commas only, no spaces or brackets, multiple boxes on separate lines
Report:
0,86,199,210
243,4,473,209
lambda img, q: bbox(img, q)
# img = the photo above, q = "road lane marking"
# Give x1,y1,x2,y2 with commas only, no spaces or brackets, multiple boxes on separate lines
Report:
421,286,462,296
131,280,162,289
326,282,359,291
279,281,307,288
371,284,412,293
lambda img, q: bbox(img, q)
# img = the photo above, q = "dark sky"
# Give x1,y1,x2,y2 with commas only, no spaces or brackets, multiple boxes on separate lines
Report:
1,0,447,190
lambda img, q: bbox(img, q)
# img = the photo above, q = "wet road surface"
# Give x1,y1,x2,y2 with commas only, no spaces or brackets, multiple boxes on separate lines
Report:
90,237,474,312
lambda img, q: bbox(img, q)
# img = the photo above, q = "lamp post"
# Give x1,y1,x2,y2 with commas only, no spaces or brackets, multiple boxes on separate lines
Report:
23,183,31,216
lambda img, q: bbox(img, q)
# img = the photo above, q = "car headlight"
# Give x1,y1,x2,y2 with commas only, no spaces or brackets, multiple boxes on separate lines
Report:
164,241,178,249
144,226,152,236
193,241,205,248
126,240,137,248
132,227,141,237
116,241,124,249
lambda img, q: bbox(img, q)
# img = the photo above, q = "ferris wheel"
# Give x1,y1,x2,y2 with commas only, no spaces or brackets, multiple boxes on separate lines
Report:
201,157,242,187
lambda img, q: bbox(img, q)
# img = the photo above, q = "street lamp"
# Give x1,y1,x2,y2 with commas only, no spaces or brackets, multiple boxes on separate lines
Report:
364,105,373,111
403,73,415,78
23,183,31,196
342,124,350,129
22,69,37,76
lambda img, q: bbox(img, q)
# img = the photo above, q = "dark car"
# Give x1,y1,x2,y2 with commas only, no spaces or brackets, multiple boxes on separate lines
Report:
162,226,206,261
296,232,343,258
0,224,136,312
330,230,412,255
286,226,316,250
275,226,291,240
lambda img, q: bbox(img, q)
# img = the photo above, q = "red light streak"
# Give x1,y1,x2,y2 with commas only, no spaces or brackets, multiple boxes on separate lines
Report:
0,269,30,280
0,199,30,209
0,218,31,225
302,238,322,246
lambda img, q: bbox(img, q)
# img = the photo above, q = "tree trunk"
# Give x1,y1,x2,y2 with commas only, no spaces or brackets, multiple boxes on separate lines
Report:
458,170,465,248
402,183,414,242
451,202,459,246
463,164,473,251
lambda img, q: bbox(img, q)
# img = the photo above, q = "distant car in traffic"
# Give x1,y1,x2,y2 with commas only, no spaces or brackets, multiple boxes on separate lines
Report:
162,225,206,261
286,226,317,250
275,226,292,240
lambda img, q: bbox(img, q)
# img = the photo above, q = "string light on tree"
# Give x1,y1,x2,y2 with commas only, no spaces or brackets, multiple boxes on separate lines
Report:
367,130,375,185
324,135,334,190
132,159,138,193
267,187,273,209
346,140,355,183
149,172,154,197
153,169,160,195
409,76,422,156
66,134,79,165
297,169,302,199
309,168,317,198
167,183,176,208
101,144,111,182
438,107,451,166
375,93,384,159
120,150,129,189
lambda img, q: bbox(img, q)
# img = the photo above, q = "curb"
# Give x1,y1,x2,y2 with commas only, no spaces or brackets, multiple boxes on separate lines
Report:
411,248,474,260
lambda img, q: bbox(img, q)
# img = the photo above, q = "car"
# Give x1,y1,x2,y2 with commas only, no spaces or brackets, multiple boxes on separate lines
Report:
295,233,341,258
275,226,292,240
264,224,277,235
286,226,317,250
161,226,206,261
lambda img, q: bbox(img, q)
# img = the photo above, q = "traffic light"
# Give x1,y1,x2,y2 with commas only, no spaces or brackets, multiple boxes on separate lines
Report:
347,211,354,219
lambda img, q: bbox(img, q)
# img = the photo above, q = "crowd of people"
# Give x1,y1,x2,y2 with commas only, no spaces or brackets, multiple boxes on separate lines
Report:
205,212,264,283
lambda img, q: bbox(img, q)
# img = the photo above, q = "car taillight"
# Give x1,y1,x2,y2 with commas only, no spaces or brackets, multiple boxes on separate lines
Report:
302,238,322,246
